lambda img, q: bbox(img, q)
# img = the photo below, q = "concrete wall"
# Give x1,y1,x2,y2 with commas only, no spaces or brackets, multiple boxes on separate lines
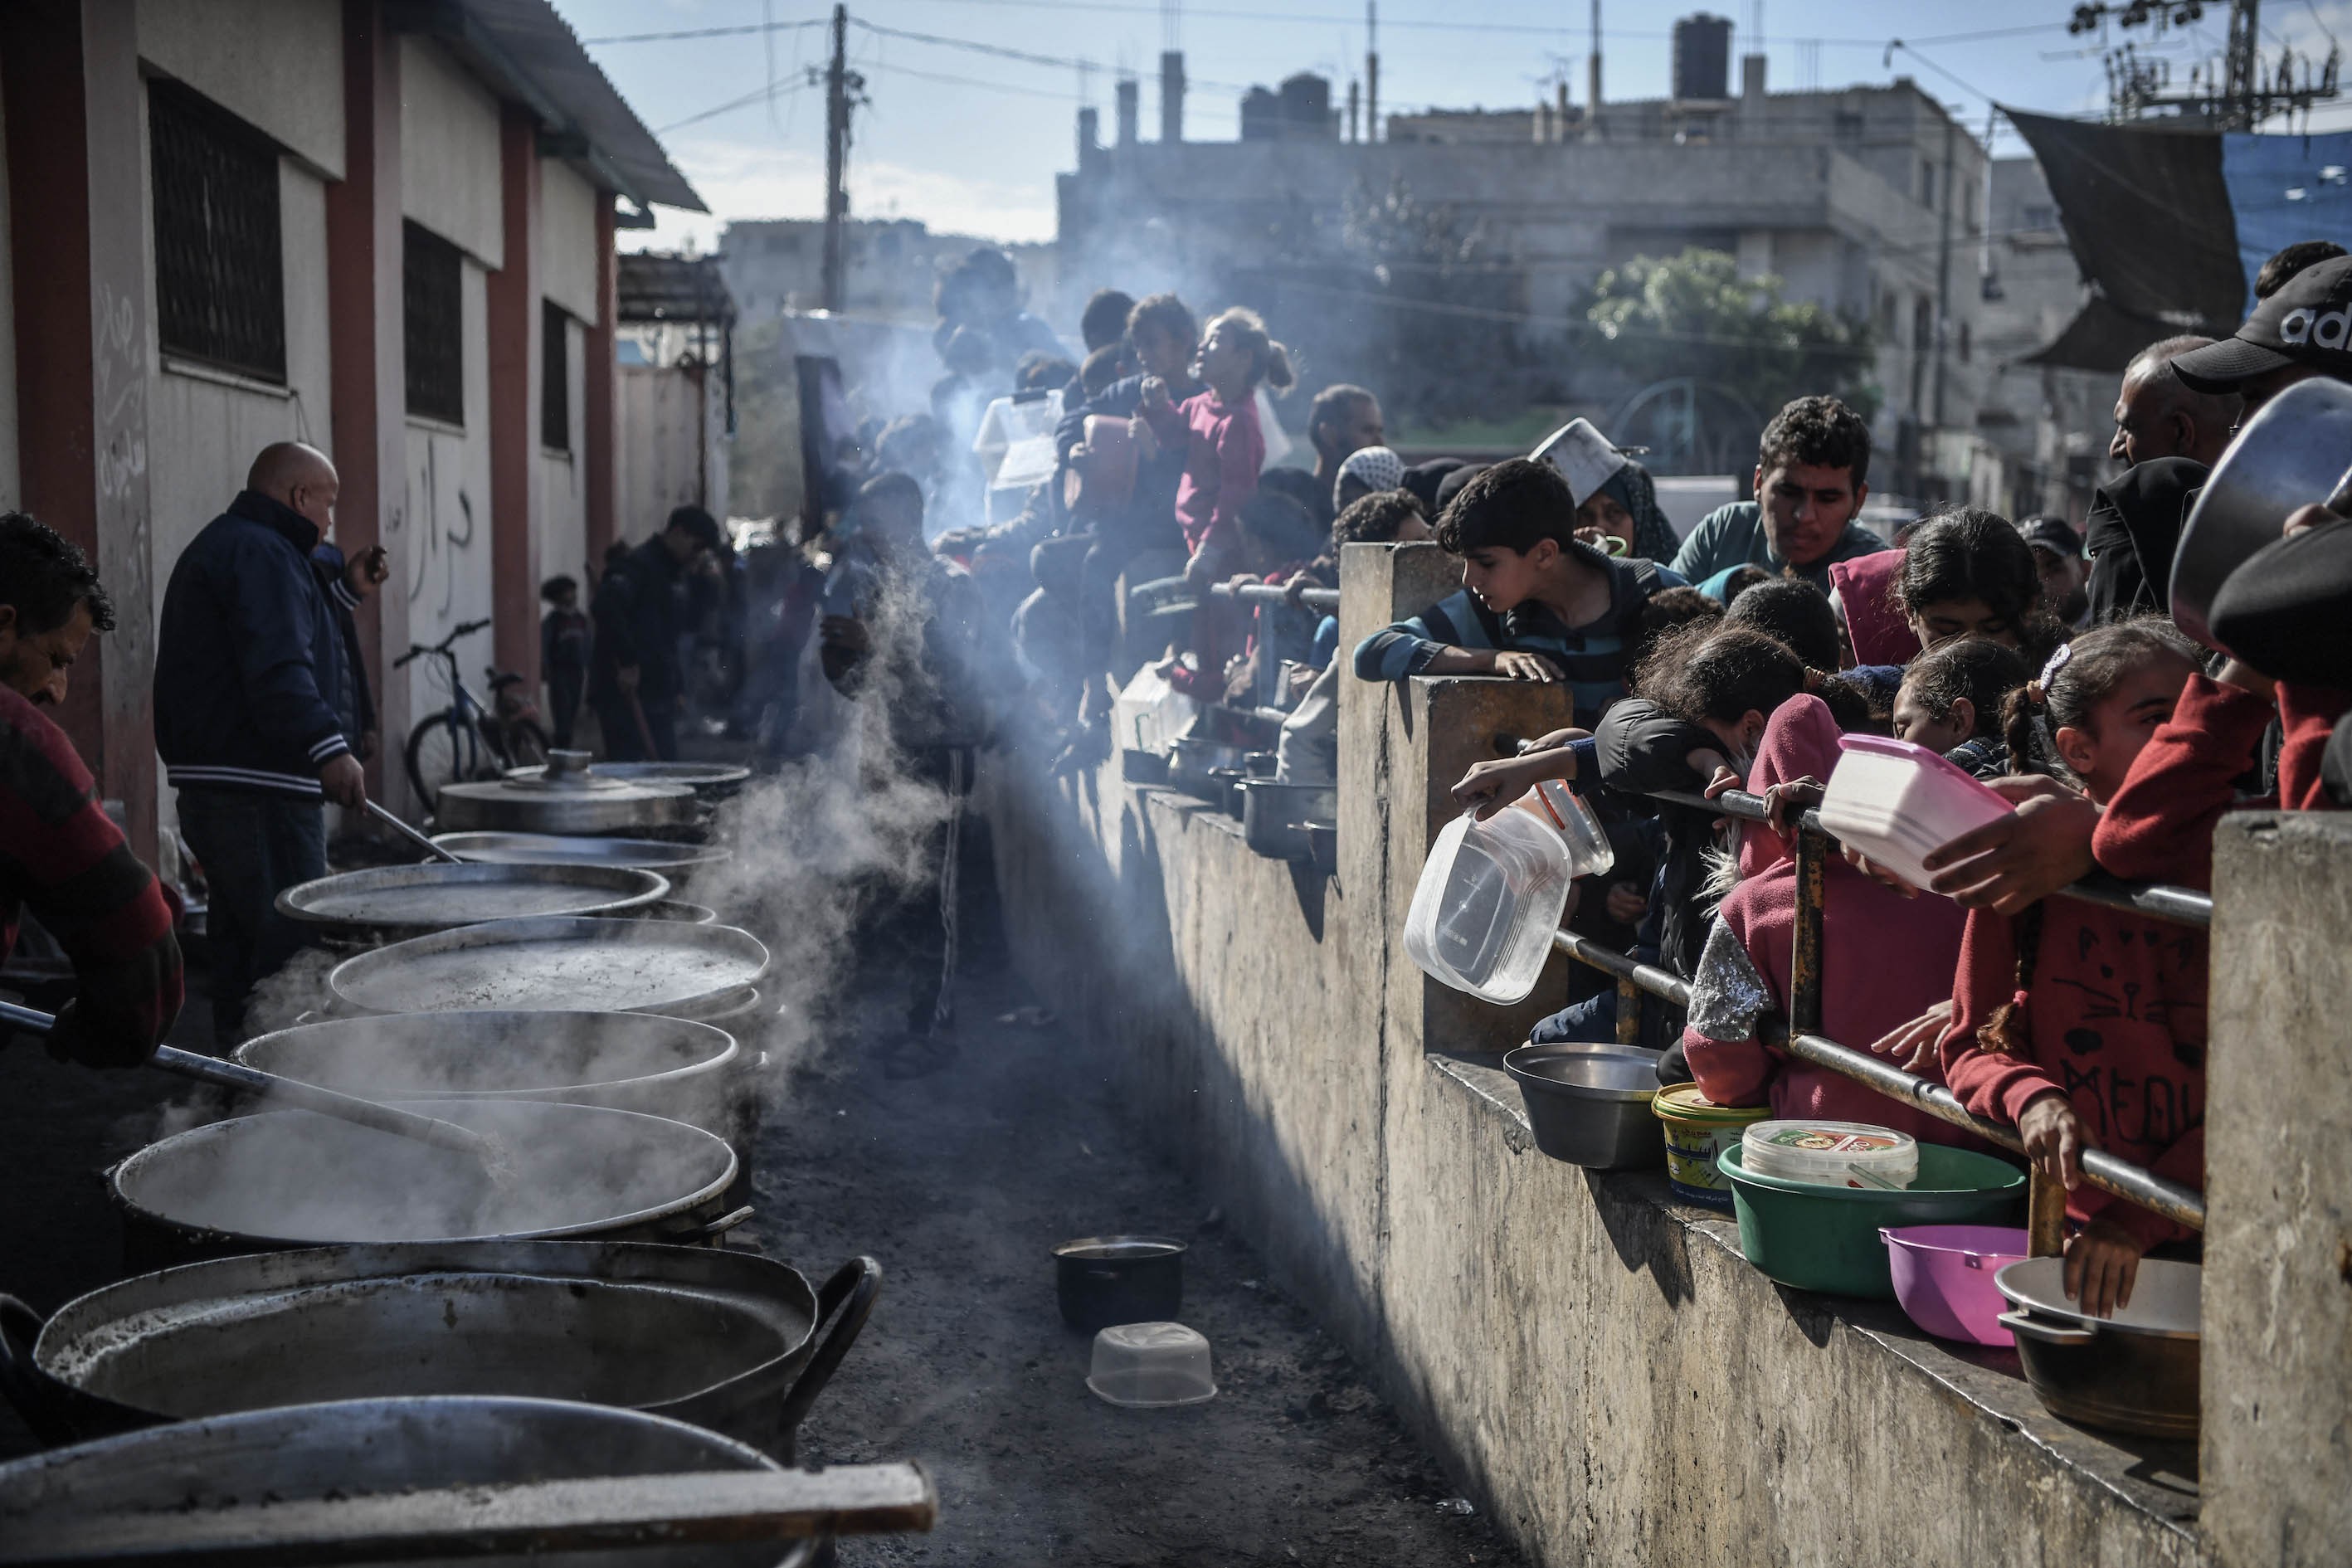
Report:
539,158,599,324
136,0,343,178
984,540,2219,1566
616,362,714,538
399,35,501,267
537,159,595,609
398,261,493,729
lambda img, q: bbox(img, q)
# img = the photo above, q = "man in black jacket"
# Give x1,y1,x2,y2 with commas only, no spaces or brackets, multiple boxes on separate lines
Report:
588,506,723,761
155,442,369,1045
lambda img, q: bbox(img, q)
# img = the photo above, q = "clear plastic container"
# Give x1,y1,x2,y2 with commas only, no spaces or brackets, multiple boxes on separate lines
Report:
1403,785,1604,1005
1087,1321,1217,1408
1818,734,2014,892
1114,666,1199,758
1742,1120,1919,1190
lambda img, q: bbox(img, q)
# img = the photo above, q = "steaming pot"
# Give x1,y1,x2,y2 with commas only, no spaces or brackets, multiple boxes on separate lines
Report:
0,1396,832,1568
273,861,671,941
109,1098,744,1270
235,1010,741,1134
433,830,733,874
506,758,752,799
0,1240,879,1463
433,750,702,835
327,915,771,1018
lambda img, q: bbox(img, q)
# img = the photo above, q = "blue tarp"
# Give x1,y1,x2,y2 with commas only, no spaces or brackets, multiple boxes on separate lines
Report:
2221,129,2352,309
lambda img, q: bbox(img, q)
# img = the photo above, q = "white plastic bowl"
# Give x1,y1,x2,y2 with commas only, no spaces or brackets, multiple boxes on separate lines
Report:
1087,1322,1217,1408
1818,734,2014,892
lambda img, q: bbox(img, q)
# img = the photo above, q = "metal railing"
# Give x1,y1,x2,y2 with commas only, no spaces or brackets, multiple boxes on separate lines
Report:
1205,582,1341,706
1551,784,2209,1249
1208,582,1341,613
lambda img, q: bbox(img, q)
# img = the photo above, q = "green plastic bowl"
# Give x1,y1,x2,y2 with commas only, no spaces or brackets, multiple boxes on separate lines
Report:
1721,1143,2027,1298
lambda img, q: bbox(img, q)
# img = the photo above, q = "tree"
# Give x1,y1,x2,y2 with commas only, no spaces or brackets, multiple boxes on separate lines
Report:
1338,178,1525,427
1585,248,1879,426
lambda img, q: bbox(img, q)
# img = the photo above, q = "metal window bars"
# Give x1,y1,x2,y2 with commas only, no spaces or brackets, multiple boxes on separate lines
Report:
149,79,287,385
1551,783,2209,1254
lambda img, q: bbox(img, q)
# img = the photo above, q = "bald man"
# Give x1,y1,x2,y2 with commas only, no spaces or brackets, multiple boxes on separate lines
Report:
155,441,368,1046
2108,335,2240,470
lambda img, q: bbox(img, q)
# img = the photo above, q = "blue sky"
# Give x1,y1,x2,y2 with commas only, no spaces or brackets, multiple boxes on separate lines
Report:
556,0,2352,249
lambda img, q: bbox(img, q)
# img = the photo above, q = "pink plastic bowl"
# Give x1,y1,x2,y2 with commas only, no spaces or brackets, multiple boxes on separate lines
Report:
1880,1225,2031,1346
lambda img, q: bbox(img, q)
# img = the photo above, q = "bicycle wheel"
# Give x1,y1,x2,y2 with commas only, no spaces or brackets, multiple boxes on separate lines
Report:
405,712,479,814
499,718,552,772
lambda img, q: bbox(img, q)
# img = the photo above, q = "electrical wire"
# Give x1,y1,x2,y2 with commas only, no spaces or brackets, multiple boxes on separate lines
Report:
655,76,815,135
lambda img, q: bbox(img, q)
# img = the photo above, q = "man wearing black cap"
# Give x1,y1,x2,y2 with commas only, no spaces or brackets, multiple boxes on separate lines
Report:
2020,516,2089,628
2170,254,2352,421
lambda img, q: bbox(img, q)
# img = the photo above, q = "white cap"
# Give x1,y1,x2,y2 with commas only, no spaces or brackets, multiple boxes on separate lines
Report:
1535,418,1629,505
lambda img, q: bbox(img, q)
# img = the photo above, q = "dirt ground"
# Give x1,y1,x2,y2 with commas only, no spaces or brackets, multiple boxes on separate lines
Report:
0,850,1524,1568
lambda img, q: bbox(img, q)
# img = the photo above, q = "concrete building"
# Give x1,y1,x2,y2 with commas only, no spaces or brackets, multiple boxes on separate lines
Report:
718,217,1059,329
1058,48,1996,499
1974,156,2119,525
0,0,703,848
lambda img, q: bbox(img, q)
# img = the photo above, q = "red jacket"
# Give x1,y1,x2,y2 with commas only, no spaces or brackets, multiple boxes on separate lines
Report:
1142,389,1263,558
2277,682,2350,811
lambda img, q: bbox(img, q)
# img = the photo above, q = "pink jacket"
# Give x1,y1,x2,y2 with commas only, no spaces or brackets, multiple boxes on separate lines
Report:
1828,549,1914,669
1143,388,1263,558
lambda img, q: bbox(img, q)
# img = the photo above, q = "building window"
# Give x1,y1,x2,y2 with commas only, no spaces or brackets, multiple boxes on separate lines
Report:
149,78,286,384
1959,322,1973,363
1913,297,1935,353
542,300,570,451
1834,110,1864,144
1920,158,1936,210
2023,203,2057,231
404,222,465,424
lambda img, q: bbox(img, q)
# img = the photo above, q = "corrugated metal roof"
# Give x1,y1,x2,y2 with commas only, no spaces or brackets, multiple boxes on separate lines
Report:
395,0,705,212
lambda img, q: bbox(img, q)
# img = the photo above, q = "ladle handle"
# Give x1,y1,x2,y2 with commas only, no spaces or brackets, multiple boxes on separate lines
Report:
366,800,465,864
777,1256,884,1443
147,1044,499,1161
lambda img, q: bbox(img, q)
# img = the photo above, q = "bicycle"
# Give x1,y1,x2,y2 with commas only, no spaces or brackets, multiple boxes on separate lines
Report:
394,618,550,812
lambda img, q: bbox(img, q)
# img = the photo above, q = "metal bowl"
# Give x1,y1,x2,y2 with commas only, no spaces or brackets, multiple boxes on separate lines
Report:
1995,1256,2201,1439
2171,375,2352,648
234,1010,740,1132
328,916,770,1017
274,861,670,938
431,831,733,873
1501,1042,1666,1169
0,1395,825,1568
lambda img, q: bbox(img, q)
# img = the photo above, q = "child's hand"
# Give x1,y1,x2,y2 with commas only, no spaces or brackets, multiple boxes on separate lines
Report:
2063,1216,2144,1318
1921,777,2096,913
1182,549,1220,590
1686,747,1728,785
2018,1091,2090,1191
1866,1001,1951,1074
1490,650,1561,684
1451,752,1561,821
1759,777,1826,839
1604,881,1648,925
1139,376,1171,411
1281,569,1317,606
1843,842,1919,897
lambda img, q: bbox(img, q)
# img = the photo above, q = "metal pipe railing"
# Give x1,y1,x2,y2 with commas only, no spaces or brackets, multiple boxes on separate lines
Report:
1208,582,1341,613
1551,782,2210,1243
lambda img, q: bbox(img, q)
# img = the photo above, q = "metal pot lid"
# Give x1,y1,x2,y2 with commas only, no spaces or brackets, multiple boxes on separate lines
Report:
32,1240,820,1424
1995,1255,2202,1339
508,759,753,794
110,1098,738,1247
273,862,670,933
2172,376,2352,648
1503,1042,1663,1102
434,777,699,835
328,916,769,1016
235,1010,738,1100
431,831,733,871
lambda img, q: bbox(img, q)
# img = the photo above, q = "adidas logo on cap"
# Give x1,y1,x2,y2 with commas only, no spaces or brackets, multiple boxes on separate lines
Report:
2280,307,2352,350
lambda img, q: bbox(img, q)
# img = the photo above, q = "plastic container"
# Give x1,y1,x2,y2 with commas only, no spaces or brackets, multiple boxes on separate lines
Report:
1817,734,2015,892
1115,666,1199,760
1087,1322,1217,1408
1721,1143,2026,1298
1741,1121,1920,1190
1652,1086,1770,1210
1401,783,1607,1005
1881,1224,2030,1346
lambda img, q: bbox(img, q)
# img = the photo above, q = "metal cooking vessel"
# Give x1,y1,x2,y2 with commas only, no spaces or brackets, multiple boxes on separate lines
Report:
235,1010,740,1132
0,1240,879,1462
434,759,700,836
1240,779,1337,859
110,1098,743,1269
0,1395,824,1568
509,759,752,798
2170,375,2352,648
1502,1042,1666,1169
601,898,721,924
433,831,733,873
329,915,770,1017
274,861,670,938
1054,1236,1184,1332
1168,736,1249,801
1995,1256,2201,1439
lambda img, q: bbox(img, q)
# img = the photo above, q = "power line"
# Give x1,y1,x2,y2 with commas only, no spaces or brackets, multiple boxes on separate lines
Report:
587,19,828,45
656,76,814,134
849,17,1250,91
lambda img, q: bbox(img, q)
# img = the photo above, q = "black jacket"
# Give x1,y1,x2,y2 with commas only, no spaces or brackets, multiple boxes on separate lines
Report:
2084,457,2205,624
590,538,687,706
154,492,354,798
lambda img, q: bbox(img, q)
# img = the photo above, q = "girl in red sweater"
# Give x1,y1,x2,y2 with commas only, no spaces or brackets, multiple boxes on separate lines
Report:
1139,306,1294,588
1939,619,2205,1320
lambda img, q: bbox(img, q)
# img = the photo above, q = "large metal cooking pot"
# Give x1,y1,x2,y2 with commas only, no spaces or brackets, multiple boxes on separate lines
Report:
328,915,771,1017
110,1098,743,1270
0,1240,879,1462
509,759,752,799
1502,1042,1666,1169
1995,1255,2201,1439
434,830,733,873
2170,375,2352,648
1239,778,1336,859
234,1011,741,1132
274,861,670,939
435,749,702,835
0,1395,829,1568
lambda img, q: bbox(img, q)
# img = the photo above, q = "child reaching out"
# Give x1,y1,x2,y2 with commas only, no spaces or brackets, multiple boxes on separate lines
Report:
1138,306,1293,590
1938,619,2207,1322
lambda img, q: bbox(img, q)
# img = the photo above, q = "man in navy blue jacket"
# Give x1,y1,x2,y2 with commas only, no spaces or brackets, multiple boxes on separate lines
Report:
156,441,370,1046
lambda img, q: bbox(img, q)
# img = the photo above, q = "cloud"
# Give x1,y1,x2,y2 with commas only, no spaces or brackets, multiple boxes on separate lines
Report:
625,134,1058,254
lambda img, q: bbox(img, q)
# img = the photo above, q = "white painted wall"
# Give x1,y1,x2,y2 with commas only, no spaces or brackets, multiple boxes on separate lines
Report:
540,158,599,324
398,261,495,731
399,36,503,266
137,0,343,178
616,363,715,545
0,67,17,513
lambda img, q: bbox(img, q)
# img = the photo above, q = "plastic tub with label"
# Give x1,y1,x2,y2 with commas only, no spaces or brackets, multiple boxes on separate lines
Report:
1652,1086,1771,1210
1741,1121,1920,1190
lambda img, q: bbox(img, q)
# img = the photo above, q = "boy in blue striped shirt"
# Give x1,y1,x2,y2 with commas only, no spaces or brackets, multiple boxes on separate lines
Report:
1351,458,1679,727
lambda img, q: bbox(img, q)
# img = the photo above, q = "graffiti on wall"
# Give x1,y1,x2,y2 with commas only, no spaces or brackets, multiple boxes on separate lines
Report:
403,436,480,620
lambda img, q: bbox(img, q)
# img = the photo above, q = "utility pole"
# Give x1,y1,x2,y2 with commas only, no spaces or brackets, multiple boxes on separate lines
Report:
1585,0,1604,140
1931,116,1955,440
1366,1,1379,143
821,3,853,314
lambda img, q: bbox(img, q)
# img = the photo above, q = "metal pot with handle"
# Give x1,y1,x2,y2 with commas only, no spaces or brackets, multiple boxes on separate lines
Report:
0,1240,879,1460
2169,375,2352,648
1994,1255,2201,1439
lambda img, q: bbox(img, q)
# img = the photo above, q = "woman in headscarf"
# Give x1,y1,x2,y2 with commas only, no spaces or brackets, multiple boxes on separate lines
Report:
1542,417,1682,563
